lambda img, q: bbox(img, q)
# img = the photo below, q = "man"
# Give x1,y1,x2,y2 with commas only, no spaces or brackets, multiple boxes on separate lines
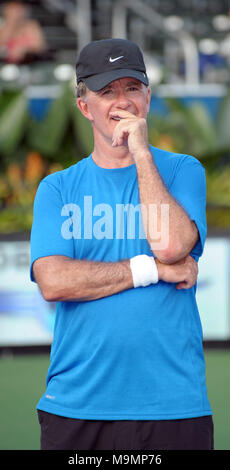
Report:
30,39,213,450
0,1,47,64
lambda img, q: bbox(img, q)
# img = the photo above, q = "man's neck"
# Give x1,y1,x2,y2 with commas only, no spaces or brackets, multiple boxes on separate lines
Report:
92,137,135,169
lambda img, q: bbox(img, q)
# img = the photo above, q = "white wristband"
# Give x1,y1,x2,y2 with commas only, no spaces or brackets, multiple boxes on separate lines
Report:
130,254,158,288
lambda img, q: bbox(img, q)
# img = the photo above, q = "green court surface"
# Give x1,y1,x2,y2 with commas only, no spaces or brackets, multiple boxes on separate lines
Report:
0,349,229,450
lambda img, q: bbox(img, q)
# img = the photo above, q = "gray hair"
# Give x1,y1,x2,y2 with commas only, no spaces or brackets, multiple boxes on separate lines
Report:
76,81,88,99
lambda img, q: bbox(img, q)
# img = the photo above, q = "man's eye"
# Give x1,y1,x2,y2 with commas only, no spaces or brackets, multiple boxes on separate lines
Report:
102,89,112,95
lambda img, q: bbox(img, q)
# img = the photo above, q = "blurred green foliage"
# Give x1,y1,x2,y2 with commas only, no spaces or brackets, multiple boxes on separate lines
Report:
0,82,93,233
148,91,230,231
0,82,229,233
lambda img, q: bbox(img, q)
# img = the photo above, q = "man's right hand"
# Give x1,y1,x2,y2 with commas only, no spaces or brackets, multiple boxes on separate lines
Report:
156,255,198,290
33,253,198,304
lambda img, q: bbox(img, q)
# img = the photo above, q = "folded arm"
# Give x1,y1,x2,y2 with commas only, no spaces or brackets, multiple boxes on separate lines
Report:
33,254,198,302
111,109,201,264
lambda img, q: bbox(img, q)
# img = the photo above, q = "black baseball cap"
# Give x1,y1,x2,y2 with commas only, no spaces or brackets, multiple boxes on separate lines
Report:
76,38,149,92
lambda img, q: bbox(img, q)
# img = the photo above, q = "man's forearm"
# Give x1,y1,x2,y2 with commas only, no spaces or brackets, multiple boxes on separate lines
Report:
33,256,133,302
33,253,198,303
110,110,198,264
135,150,198,263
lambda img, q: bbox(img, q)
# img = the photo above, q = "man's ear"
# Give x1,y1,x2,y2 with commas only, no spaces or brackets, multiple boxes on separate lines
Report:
146,86,151,114
76,97,93,122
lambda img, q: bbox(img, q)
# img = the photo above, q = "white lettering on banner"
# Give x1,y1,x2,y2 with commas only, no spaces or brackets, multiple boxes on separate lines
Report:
61,197,169,249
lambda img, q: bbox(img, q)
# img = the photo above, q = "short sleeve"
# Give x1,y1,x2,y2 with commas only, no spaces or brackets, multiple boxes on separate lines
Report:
169,156,207,260
30,179,74,282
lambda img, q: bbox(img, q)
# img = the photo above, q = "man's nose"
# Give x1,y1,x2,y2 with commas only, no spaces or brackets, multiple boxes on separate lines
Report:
116,92,131,109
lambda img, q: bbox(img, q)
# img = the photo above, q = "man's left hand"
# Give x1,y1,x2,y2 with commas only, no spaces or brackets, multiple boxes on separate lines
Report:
110,110,149,159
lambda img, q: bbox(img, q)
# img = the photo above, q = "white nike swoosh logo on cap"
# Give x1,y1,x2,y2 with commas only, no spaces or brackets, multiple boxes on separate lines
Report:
109,55,124,63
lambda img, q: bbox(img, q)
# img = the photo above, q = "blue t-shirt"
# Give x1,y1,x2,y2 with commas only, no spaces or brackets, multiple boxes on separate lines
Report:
30,145,212,420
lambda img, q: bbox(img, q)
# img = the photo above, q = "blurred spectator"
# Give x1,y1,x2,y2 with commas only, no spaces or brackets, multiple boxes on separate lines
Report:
0,0,47,63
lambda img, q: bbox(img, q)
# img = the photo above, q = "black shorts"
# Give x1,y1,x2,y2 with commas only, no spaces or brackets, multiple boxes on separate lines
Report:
37,410,214,450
